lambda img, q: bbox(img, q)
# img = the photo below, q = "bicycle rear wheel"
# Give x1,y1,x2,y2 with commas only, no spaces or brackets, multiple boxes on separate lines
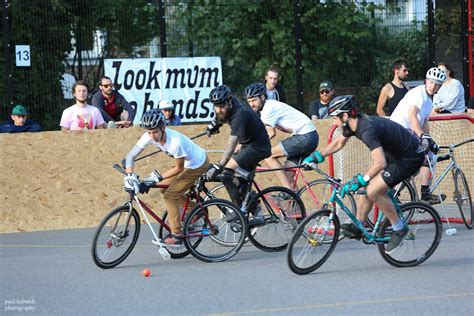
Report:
287,209,340,275
454,169,473,229
247,186,306,252
183,199,247,263
378,202,442,267
91,205,140,269
159,212,191,259
298,179,356,240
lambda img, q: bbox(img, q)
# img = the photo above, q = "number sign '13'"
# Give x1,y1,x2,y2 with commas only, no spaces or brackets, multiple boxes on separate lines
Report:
15,45,31,67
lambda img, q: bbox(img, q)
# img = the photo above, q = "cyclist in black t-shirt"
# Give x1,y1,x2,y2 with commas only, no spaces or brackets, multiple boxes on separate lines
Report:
303,95,425,254
206,85,271,208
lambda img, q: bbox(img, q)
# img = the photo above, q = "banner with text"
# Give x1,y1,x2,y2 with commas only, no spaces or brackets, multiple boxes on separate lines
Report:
104,57,222,124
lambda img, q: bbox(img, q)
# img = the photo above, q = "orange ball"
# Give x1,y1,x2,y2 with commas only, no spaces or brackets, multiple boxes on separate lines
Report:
143,268,151,277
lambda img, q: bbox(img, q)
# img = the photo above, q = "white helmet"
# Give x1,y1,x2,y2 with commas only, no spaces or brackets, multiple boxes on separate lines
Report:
426,67,446,84
159,100,174,110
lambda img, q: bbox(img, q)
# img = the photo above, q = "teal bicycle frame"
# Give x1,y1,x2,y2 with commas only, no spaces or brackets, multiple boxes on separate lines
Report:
326,188,405,244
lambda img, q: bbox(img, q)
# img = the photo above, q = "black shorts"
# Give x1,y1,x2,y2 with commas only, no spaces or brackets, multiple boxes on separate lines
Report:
382,151,425,187
233,143,271,171
281,131,319,164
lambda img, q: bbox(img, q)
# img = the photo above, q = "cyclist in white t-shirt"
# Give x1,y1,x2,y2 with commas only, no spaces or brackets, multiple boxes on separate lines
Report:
123,110,208,247
244,82,319,189
390,67,447,204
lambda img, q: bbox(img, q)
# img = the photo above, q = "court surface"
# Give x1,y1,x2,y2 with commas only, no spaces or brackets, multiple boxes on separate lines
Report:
1,223,473,315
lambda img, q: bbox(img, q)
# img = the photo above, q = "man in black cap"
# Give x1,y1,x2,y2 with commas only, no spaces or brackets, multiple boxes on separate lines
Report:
0,104,42,133
308,80,335,120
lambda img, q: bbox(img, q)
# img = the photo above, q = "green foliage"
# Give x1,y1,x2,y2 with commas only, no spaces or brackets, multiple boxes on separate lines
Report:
3,0,431,129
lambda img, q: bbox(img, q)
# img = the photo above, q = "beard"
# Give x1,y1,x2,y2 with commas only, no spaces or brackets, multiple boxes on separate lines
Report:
216,111,229,124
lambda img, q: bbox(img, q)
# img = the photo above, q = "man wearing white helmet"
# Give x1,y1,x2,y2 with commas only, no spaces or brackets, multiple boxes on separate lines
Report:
159,100,182,126
390,67,447,204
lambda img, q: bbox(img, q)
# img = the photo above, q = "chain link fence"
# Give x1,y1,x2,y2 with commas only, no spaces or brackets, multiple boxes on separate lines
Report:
1,0,466,130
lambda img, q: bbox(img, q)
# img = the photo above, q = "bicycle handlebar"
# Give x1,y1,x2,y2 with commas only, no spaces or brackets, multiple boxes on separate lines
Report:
439,138,473,150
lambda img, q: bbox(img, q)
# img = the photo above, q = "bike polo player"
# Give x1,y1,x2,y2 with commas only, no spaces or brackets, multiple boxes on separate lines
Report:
205,85,271,223
123,109,208,247
303,95,425,254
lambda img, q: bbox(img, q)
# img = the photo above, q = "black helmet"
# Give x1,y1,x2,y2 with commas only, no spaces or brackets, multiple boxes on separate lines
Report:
244,82,265,98
209,85,232,105
139,109,166,129
328,95,358,116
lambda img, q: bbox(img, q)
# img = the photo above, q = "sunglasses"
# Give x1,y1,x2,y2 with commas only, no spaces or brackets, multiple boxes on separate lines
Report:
101,84,113,88
320,89,332,95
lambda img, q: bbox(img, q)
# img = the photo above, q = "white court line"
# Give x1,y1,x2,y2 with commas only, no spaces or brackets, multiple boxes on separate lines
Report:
208,292,474,316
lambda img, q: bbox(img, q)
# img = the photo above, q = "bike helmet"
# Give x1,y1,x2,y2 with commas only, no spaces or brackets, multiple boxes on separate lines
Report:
328,95,358,116
158,99,174,110
139,109,166,129
244,82,265,98
426,67,446,84
209,85,232,105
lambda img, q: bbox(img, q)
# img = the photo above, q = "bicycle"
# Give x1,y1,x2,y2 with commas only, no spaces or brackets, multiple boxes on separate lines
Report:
206,168,307,252
394,139,473,229
209,163,357,241
287,164,442,275
91,163,248,268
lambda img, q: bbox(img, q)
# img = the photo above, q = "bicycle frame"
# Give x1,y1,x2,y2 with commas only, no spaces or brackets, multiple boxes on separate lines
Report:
325,189,403,244
255,165,325,209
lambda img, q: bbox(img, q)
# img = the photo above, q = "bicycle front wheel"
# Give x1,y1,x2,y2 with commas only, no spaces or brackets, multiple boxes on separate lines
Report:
247,186,306,252
378,202,442,267
183,199,247,263
287,209,339,275
454,169,473,229
298,179,356,240
91,205,140,269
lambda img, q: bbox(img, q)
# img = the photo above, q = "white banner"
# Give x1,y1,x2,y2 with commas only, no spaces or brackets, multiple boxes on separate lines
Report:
104,57,222,124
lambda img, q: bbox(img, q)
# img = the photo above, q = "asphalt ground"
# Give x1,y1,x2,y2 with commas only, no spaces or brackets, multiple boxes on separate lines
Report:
1,222,473,315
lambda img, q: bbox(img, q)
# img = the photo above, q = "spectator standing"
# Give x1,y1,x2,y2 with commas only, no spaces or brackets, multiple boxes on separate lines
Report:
60,80,106,131
432,63,466,114
91,76,135,128
263,64,287,103
0,104,42,133
376,59,410,116
308,80,335,120
159,100,182,126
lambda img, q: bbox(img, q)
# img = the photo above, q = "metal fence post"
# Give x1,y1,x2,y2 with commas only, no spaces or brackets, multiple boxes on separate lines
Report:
427,0,436,66
293,0,303,111
461,0,470,100
3,0,13,108
158,0,167,57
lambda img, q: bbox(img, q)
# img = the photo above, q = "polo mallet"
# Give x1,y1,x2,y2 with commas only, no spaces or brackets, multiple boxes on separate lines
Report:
427,153,457,236
134,130,208,162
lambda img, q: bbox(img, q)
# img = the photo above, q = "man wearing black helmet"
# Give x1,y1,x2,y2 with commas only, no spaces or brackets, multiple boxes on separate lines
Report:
206,85,271,211
123,109,208,247
244,82,318,189
303,95,425,254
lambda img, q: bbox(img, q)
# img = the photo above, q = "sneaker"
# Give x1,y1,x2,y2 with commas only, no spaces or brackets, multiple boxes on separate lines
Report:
248,205,265,226
341,223,362,240
385,226,409,254
161,234,183,248
421,193,446,205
